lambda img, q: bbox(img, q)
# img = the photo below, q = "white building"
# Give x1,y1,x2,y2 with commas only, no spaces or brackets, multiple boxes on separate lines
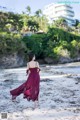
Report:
43,3,75,26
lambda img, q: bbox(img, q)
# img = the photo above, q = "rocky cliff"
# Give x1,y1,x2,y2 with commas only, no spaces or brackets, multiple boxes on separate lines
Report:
0,53,26,69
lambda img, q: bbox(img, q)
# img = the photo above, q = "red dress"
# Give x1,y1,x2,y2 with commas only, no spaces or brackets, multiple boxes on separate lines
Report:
10,67,40,101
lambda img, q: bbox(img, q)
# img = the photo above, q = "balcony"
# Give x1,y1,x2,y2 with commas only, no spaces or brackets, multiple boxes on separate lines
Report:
55,9,74,17
55,4,72,9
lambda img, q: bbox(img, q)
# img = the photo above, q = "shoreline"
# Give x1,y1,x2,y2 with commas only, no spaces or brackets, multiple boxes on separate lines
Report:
0,60,80,69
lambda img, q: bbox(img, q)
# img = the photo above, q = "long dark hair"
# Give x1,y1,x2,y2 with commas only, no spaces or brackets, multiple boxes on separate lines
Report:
28,52,35,62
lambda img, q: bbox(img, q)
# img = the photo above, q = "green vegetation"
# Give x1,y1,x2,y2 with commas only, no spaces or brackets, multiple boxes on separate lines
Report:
22,27,80,60
0,7,80,63
0,32,26,55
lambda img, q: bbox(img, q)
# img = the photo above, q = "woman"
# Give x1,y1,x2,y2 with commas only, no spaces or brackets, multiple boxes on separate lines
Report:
10,52,40,108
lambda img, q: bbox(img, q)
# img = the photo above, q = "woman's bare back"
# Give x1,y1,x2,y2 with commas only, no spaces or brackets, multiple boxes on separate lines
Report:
27,61,39,68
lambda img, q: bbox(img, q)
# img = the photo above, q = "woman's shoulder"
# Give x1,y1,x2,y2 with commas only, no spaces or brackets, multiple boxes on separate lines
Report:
35,61,39,65
27,61,39,65
35,61,39,63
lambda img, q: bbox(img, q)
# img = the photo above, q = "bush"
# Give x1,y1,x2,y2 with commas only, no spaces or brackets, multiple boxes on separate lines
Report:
53,45,70,58
0,32,26,55
22,34,47,58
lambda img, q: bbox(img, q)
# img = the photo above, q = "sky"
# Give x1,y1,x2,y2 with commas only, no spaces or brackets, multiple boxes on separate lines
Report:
0,0,80,20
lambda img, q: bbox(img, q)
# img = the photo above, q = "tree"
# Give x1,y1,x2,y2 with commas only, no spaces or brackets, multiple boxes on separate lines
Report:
74,19,80,28
7,12,23,31
0,12,8,30
38,16,48,32
35,9,42,17
27,19,39,32
26,6,31,15
54,17,68,28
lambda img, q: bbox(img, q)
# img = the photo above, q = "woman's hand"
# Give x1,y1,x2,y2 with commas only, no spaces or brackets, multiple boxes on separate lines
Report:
26,69,31,76
37,68,41,72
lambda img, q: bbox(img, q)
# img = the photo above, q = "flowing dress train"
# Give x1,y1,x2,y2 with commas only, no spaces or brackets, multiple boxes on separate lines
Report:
10,67,40,101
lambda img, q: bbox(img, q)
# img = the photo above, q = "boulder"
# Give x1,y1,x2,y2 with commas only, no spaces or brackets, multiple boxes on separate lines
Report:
0,53,26,69
59,56,72,64
44,57,58,64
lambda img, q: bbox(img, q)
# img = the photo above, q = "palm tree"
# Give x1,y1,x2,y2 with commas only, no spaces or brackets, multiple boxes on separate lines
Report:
26,6,31,15
35,9,42,17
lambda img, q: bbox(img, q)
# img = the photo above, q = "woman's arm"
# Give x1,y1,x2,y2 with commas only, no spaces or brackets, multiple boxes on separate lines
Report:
37,62,41,72
26,62,30,75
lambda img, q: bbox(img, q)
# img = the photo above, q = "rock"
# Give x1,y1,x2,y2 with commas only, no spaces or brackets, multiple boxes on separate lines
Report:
4,79,11,82
69,101,76,104
59,56,80,64
4,79,13,82
59,56,72,64
0,53,26,69
0,53,80,69
44,57,58,64
44,57,53,64
37,59,44,64
73,57,80,62
41,79,53,82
